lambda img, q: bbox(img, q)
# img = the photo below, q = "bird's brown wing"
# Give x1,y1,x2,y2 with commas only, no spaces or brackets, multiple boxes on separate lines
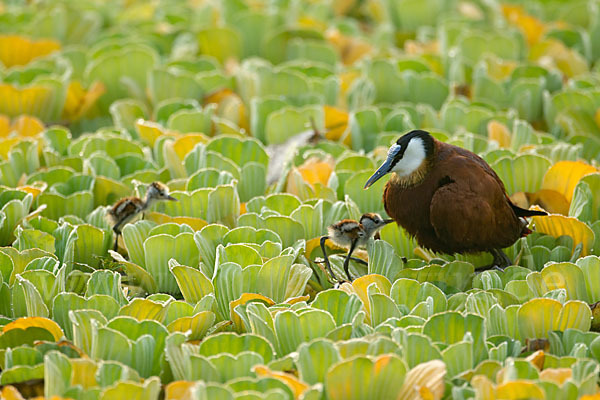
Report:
429,155,521,253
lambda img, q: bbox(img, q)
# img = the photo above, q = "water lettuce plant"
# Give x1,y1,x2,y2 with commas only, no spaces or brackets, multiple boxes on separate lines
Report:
1,0,600,398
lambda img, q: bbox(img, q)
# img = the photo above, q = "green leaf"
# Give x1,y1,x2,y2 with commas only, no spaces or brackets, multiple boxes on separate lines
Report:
86,270,128,306
297,338,340,385
265,105,323,145
206,183,240,227
312,289,363,326
85,44,158,111
518,298,592,340
367,238,403,282
52,293,120,340
325,354,407,400
274,309,336,355
144,233,198,294
13,275,49,317
214,262,243,320
148,67,204,105
13,227,55,253
197,27,241,64
170,263,214,304
492,154,552,195
99,376,161,400
199,332,275,364
194,224,229,277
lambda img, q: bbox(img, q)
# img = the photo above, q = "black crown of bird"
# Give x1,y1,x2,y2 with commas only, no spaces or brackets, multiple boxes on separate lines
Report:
107,181,178,251
319,129,547,283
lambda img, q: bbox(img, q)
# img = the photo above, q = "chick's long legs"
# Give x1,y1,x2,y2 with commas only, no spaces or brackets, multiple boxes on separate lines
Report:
113,231,120,251
342,238,359,281
319,236,339,281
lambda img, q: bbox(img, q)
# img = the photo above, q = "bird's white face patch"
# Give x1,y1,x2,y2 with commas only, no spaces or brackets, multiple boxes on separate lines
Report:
390,137,426,177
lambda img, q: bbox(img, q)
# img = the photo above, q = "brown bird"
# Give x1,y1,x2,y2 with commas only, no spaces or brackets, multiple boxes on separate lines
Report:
107,182,177,251
320,213,393,281
364,129,547,269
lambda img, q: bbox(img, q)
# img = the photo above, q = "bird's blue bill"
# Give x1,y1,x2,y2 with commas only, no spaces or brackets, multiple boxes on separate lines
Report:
364,157,394,189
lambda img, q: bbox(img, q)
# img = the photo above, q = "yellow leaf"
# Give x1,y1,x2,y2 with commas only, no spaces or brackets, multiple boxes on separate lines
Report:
339,70,361,93
501,5,546,45
581,395,600,400
351,274,392,322
70,358,98,389
0,386,26,400
539,368,572,385
305,237,338,261
297,16,328,31
204,88,249,133
397,360,446,400
145,212,208,231
542,161,597,203
61,81,106,122
332,0,357,16
3,317,64,341
165,381,200,400
324,105,350,145
414,246,436,262
525,189,570,215
483,55,518,81
253,365,309,399
595,109,600,130
0,35,61,67
135,119,177,147
0,137,20,159
12,115,45,137
0,114,11,136
510,192,529,210
284,295,310,305
529,39,588,78
470,375,495,400
172,133,209,160
0,84,54,118
496,381,545,399
296,157,334,188
525,350,545,371
326,28,372,65
487,120,511,148
531,206,595,255
230,293,275,331
166,311,215,340
404,40,440,56
17,181,48,200
119,298,165,322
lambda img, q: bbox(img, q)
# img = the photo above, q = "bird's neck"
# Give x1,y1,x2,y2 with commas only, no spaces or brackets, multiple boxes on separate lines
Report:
142,194,156,210
390,158,432,188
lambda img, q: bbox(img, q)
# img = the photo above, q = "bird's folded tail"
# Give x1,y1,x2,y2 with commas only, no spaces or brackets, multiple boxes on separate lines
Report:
511,204,548,218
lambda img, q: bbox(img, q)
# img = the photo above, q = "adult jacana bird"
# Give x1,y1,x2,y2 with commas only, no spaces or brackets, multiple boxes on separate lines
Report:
320,213,393,281
364,129,547,269
107,182,177,251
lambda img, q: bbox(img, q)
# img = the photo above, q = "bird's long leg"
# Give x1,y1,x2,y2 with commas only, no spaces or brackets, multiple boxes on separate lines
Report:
475,249,512,272
113,232,120,251
343,238,359,281
348,256,368,266
112,226,121,252
320,236,338,281
492,248,512,269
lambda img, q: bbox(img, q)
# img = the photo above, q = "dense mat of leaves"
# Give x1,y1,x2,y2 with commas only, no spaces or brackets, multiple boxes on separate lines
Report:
1,0,600,399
